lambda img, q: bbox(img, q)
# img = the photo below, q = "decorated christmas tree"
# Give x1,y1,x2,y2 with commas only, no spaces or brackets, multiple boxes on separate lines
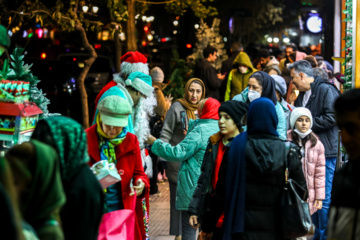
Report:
0,48,52,118
187,18,228,71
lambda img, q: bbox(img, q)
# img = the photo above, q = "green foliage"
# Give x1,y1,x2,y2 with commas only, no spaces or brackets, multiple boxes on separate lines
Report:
165,0,217,19
5,47,51,118
163,55,193,100
342,0,353,91
0,59,14,80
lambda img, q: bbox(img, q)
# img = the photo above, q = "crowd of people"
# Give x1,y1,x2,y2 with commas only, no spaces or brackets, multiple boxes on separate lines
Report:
0,43,359,240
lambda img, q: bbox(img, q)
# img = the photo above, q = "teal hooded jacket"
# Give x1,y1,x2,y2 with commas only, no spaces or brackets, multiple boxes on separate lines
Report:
151,118,219,210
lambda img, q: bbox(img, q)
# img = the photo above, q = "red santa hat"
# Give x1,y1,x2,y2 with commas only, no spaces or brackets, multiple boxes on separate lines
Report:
120,51,149,78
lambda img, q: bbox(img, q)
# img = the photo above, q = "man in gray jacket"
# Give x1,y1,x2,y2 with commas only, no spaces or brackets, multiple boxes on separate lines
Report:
288,60,340,240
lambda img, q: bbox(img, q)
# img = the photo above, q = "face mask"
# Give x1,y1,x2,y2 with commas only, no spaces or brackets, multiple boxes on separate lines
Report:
239,66,249,74
294,129,312,139
248,90,261,102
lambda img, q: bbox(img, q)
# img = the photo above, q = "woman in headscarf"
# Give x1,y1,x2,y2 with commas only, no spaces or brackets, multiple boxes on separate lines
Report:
5,139,66,240
0,157,26,240
156,78,205,240
188,100,248,239
233,71,287,139
86,95,149,240
30,116,104,240
146,97,220,240
200,98,306,240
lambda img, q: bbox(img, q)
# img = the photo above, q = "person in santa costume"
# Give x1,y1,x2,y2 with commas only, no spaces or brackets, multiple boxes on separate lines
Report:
93,52,156,178
87,95,150,240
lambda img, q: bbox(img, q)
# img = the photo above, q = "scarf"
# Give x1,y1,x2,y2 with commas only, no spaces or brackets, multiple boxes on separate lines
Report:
31,116,90,180
223,132,247,238
6,140,66,228
257,71,278,105
175,78,206,120
200,98,220,120
247,98,279,137
96,114,127,163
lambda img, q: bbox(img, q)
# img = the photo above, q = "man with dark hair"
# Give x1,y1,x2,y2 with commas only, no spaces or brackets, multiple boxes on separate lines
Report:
288,60,340,240
328,88,360,239
257,49,271,69
220,42,244,102
279,43,298,72
194,46,226,100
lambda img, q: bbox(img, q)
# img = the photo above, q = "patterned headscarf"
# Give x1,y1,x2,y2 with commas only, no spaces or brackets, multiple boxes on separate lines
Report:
31,116,89,180
96,113,127,163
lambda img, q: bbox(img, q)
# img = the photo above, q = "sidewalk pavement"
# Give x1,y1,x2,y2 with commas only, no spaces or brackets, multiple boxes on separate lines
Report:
149,181,174,240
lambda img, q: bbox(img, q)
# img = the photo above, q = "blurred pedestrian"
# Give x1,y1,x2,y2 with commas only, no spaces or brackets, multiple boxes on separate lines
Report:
194,46,226,101
86,95,150,240
154,78,205,240
233,71,287,139
6,140,66,240
149,66,172,193
31,116,104,240
271,74,294,129
328,88,360,240
220,42,244,102
200,98,306,240
224,52,257,101
188,100,248,239
279,44,298,72
0,157,28,240
146,98,221,240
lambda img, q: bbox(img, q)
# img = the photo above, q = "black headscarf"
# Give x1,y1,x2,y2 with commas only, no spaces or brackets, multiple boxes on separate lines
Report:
250,71,277,105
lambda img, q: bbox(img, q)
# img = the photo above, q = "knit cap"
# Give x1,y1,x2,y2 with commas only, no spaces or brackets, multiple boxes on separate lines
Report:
289,107,313,129
97,95,132,127
120,51,149,77
218,100,248,129
150,67,165,83
125,71,154,97
271,75,287,96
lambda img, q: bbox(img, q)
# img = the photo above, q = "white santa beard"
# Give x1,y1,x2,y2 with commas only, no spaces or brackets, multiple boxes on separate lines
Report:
133,92,156,149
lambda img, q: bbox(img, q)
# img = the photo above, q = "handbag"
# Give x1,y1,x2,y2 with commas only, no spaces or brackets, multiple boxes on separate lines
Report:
97,209,135,240
98,195,137,240
281,141,314,238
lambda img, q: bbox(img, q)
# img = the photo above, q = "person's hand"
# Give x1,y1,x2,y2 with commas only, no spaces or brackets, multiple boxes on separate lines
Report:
217,73,225,80
189,215,199,229
145,135,156,145
165,94,173,104
198,231,213,240
314,200,323,209
130,179,145,196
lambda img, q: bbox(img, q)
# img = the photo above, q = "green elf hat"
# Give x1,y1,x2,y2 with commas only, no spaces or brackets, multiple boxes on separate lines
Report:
125,71,154,97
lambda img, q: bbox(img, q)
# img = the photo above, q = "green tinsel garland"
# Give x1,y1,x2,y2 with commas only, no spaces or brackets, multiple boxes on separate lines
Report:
342,0,353,90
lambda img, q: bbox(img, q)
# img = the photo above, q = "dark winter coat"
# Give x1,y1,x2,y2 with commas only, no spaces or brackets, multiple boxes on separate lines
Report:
201,135,306,240
194,59,223,101
328,160,360,239
188,132,231,222
294,77,340,158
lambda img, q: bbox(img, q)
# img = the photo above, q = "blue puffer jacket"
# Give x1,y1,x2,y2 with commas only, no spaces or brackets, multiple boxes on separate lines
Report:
151,118,220,210
233,87,287,140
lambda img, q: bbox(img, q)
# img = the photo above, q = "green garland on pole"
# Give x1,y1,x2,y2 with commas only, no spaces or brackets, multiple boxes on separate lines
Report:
342,0,353,91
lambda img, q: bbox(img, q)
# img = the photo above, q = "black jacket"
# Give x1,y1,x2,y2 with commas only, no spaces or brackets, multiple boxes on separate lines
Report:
188,133,232,223
295,78,340,158
201,135,306,240
194,59,223,101
219,52,241,102
328,160,360,239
